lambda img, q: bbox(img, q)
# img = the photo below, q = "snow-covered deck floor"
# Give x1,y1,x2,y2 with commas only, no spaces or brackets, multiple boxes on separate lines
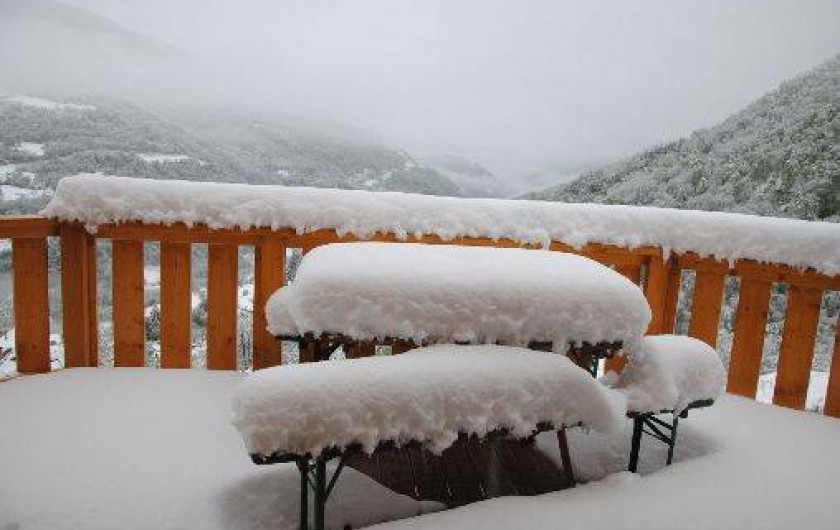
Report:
2,369,839,530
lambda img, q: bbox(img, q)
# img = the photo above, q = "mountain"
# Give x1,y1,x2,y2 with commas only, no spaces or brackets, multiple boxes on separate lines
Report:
526,55,840,221
420,154,511,197
0,94,468,216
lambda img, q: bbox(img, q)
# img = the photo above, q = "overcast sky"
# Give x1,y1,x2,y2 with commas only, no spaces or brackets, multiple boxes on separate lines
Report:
62,0,840,178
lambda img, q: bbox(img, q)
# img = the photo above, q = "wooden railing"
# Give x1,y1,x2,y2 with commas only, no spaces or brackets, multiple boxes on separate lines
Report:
2,215,838,417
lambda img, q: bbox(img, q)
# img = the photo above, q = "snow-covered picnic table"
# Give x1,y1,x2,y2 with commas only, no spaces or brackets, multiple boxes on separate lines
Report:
247,242,731,529
267,243,652,360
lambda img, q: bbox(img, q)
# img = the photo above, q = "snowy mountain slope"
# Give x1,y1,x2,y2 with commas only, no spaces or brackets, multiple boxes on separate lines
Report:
0,95,467,217
526,54,840,221
420,154,512,197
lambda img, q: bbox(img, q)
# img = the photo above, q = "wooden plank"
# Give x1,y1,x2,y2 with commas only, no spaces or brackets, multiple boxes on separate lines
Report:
94,221,662,260
112,240,145,367
0,216,58,239
604,355,626,374
773,286,823,409
726,279,773,397
645,255,679,334
687,268,727,347
391,340,416,355
607,262,643,372
160,242,192,368
734,260,839,291
207,244,238,370
824,324,840,418
348,341,375,358
615,263,642,285
253,242,285,369
60,223,98,367
12,238,50,373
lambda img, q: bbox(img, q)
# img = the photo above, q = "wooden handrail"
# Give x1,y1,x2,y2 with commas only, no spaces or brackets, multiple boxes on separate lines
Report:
1,215,838,419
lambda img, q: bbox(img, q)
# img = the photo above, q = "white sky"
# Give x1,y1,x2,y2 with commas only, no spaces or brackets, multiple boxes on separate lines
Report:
62,0,840,177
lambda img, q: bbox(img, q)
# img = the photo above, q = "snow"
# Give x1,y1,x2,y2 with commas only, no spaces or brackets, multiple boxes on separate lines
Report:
607,335,726,413
144,265,161,287
265,286,298,335
233,345,627,458
2,94,95,111
15,142,44,156
267,243,650,350
0,164,16,181
0,185,49,201
41,174,840,275
3,369,840,530
0,369,440,530
138,153,193,163
757,370,829,412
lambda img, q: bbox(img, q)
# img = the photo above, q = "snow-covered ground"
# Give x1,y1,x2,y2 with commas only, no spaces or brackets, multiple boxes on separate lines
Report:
0,184,50,201
15,142,44,156
1,94,95,111
1,369,839,530
138,153,194,164
0,164,17,181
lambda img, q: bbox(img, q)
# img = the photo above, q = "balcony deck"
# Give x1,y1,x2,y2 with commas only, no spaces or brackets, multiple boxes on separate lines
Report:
2,368,838,530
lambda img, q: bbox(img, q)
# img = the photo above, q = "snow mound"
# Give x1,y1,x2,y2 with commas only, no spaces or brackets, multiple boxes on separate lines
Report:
232,344,628,458
265,286,299,336
15,142,44,156
41,175,840,275
138,154,193,163
609,335,726,414
2,94,95,111
266,243,651,351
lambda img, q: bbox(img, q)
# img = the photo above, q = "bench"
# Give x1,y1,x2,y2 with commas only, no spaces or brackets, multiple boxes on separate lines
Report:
233,345,627,530
604,335,726,472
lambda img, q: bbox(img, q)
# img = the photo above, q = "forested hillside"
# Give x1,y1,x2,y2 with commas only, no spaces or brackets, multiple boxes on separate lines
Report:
527,55,839,222
0,93,471,220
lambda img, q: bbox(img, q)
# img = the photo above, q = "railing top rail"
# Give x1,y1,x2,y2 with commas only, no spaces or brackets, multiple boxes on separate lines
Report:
0,216,58,239
40,175,840,276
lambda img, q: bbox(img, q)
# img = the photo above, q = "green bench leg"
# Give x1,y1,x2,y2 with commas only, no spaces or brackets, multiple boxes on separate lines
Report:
628,417,644,473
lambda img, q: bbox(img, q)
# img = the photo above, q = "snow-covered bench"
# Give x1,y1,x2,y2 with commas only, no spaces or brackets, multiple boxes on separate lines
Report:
233,344,627,530
267,242,652,373
606,335,726,471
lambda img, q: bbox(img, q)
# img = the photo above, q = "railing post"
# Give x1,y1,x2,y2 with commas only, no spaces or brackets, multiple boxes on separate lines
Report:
12,237,51,373
687,261,728,347
253,241,285,369
60,222,98,367
645,253,679,335
160,242,192,368
726,278,773,398
207,244,238,370
824,324,840,418
773,285,823,410
112,240,145,367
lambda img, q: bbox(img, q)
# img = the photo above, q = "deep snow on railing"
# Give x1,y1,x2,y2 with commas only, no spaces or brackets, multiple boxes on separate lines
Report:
44,174,840,275
1,176,838,418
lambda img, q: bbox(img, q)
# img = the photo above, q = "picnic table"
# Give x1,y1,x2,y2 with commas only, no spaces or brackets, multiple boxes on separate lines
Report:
267,242,652,373
234,242,726,530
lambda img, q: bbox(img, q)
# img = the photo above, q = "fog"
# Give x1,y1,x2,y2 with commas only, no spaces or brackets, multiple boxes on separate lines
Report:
4,0,840,180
